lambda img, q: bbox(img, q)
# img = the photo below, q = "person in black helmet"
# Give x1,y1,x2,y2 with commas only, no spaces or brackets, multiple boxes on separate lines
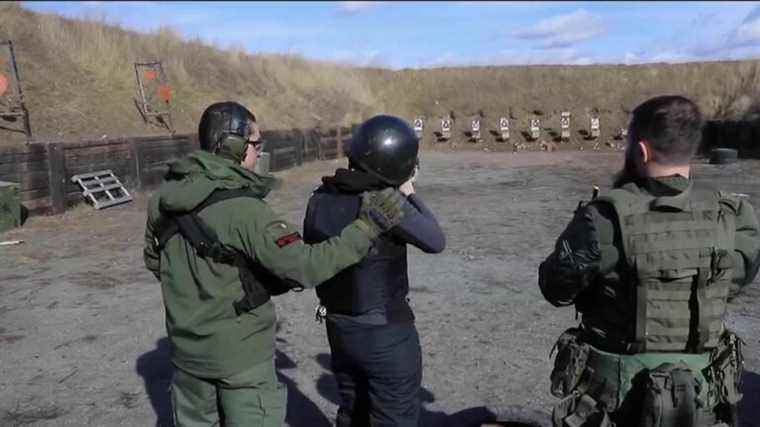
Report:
303,114,446,427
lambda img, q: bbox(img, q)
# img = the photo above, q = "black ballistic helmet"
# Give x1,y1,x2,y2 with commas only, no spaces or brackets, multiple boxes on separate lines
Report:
198,102,256,159
349,115,419,186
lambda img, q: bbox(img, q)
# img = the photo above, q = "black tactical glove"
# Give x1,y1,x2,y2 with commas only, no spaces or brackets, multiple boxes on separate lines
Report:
539,206,604,306
357,188,406,237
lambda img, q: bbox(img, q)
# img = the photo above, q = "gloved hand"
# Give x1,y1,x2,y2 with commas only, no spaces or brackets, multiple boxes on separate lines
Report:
357,187,406,237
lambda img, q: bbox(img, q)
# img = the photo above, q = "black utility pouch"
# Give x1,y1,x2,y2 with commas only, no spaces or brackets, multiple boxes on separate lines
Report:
640,362,701,427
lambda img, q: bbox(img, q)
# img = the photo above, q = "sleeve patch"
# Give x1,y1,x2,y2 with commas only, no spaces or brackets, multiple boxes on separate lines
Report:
276,232,302,248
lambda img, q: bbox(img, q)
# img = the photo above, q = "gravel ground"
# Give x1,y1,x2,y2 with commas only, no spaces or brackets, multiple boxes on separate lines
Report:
1,151,758,427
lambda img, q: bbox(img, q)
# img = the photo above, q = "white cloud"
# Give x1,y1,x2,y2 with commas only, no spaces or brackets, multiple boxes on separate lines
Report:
420,47,596,68
82,1,158,7
732,6,760,46
325,49,388,67
513,9,606,49
336,1,385,16
622,52,640,65
648,6,760,61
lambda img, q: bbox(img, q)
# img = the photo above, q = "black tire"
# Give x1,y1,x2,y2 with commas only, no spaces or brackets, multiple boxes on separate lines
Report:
710,148,738,165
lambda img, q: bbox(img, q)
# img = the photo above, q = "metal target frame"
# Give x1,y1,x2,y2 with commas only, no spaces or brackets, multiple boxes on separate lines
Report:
0,40,32,142
134,61,175,134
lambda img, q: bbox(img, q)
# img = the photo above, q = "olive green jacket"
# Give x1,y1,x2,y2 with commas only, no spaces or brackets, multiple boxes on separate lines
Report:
143,151,376,378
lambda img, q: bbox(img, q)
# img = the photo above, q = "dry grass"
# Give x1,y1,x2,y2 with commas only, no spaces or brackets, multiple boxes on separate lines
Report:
0,2,759,144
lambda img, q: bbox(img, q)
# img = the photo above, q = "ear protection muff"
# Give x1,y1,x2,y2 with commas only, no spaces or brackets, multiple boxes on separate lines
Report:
215,133,249,163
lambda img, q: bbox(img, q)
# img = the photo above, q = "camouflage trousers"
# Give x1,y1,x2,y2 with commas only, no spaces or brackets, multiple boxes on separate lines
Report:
171,358,286,427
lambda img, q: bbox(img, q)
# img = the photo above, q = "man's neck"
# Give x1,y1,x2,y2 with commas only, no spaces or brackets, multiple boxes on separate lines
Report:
645,162,690,179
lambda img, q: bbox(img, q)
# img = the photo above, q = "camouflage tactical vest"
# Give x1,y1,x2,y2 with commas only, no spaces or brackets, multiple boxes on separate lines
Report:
592,182,736,353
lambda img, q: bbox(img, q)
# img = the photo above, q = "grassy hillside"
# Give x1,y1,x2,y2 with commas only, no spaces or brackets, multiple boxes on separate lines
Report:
1,2,759,145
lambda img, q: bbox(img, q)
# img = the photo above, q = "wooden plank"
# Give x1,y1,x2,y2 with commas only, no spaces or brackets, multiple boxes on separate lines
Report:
141,150,189,166
336,127,343,162
130,140,143,189
46,143,66,214
0,170,49,191
64,150,133,168
0,142,44,155
20,188,51,202
32,134,194,150
64,144,131,158
0,145,48,165
140,142,192,155
0,158,49,175
140,139,193,152
21,196,51,213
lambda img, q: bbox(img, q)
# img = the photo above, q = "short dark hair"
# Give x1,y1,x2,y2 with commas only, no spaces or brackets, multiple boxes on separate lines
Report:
198,102,256,152
628,95,703,165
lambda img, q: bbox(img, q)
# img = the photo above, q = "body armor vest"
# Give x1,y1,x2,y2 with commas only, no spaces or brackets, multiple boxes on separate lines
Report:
304,187,411,320
589,183,736,353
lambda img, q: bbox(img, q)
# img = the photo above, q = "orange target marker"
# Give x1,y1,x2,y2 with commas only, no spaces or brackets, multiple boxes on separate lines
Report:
144,70,158,81
0,73,8,96
157,84,172,103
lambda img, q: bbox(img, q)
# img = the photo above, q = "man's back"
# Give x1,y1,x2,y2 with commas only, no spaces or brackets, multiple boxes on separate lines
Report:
144,151,278,378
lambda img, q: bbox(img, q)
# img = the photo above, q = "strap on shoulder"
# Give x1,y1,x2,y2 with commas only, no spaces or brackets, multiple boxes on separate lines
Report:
156,188,260,252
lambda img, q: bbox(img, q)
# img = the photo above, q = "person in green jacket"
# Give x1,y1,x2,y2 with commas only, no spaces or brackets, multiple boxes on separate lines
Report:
143,101,407,427
539,95,760,426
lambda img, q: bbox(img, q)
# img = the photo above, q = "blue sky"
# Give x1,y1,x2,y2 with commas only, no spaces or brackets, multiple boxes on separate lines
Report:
21,1,760,69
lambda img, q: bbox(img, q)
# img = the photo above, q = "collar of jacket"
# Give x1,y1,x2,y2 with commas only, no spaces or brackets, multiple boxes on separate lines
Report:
158,150,275,214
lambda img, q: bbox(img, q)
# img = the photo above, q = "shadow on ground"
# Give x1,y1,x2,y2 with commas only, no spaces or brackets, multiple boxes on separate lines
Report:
136,338,173,427
134,344,760,427
313,352,498,427
136,338,333,427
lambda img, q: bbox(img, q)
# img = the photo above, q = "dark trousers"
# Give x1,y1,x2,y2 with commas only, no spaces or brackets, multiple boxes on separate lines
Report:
326,318,422,427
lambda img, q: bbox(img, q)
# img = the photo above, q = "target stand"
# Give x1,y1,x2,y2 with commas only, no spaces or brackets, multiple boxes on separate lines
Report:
560,111,571,141
0,40,32,143
589,116,600,139
439,118,452,142
529,118,541,141
134,61,175,135
470,118,481,142
413,117,424,140
498,117,510,142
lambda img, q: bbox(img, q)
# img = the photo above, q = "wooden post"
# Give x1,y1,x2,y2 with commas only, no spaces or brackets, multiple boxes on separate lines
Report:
129,140,143,190
336,126,343,158
293,129,304,166
46,143,66,214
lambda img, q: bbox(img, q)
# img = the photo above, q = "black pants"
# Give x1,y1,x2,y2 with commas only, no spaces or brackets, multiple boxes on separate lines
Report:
326,318,422,427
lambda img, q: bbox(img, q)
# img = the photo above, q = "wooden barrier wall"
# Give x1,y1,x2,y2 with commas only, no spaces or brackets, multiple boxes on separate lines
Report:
0,125,352,214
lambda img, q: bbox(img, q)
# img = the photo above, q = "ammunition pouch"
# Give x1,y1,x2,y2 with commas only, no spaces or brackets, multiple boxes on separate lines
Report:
553,392,612,427
233,259,303,315
551,328,614,427
704,330,744,407
551,327,591,398
640,362,703,427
